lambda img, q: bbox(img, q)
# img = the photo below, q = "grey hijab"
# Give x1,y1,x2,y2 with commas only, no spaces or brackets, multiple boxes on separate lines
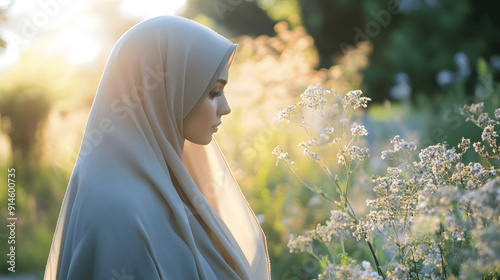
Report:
44,15,270,280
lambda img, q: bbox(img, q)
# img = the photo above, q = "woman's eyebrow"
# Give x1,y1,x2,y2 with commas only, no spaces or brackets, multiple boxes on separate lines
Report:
217,79,227,85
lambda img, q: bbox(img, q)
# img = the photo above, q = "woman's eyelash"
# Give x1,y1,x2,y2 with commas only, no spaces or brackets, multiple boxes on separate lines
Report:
210,91,223,97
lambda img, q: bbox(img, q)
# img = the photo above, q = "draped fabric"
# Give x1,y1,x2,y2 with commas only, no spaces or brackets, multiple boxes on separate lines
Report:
44,15,270,280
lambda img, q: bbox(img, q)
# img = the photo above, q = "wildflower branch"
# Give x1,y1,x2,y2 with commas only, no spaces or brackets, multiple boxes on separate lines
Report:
317,161,342,193
437,231,448,278
285,163,342,209
365,236,386,279
410,248,422,280
276,84,500,279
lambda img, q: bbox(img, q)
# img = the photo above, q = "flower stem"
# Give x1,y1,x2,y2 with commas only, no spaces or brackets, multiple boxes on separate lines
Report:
286,164,339,208
340,236,346,254
365,237,385,280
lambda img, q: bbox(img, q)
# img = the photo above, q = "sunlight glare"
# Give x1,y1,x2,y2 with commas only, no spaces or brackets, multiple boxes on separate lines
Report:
119,0,187,20
64,35,100,65
0,0,13,9
46,17,101,65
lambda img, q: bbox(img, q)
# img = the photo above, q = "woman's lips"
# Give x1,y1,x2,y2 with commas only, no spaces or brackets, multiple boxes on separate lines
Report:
212,122,221,132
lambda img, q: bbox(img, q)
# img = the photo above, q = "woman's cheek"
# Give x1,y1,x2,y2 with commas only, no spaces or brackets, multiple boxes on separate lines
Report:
206,99,217,121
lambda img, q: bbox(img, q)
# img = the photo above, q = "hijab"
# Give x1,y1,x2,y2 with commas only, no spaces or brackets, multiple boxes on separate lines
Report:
44,15,270,280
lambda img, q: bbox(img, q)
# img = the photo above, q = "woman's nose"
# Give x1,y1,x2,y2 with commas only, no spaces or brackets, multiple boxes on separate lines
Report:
218,95,231,116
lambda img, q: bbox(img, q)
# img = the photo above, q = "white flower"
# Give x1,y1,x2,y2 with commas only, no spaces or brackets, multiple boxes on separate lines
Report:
337,153,346,165
287,231,315,253
463,178,500,221
466,102,484,114
298,84,330,111
348,145,370,161
272,145,294,166
458,137,471,152
278,105,298,122
381,150,389,160
476,113,492,127
319,260,382,280
314,211,353,243
342,90,371,109
389,263,409,280
481,125,498,141
351,123,368,137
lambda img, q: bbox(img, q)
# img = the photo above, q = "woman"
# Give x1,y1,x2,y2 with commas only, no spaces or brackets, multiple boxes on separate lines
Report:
44,15,270,280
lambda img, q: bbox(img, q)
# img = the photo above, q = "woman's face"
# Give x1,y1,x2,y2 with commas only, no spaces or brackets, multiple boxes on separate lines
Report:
183,62,231,145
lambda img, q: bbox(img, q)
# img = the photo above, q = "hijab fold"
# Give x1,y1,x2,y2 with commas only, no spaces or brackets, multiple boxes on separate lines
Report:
44,15,270,280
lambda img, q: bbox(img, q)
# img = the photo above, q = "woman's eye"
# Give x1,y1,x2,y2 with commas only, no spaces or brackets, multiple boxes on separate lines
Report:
209,91,223,98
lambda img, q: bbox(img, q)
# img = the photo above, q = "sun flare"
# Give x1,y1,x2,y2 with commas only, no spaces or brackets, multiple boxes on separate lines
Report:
119,0,187,20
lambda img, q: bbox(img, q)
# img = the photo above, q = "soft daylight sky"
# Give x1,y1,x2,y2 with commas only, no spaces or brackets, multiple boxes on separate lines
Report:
0,0,187,70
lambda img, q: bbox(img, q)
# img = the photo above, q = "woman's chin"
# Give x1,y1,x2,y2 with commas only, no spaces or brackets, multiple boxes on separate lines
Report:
190,136,213,146
201,137,212,145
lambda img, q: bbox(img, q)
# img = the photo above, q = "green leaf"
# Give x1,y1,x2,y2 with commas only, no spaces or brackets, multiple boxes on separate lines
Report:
320,255,330,269
340,252,351,266
477,57,489,77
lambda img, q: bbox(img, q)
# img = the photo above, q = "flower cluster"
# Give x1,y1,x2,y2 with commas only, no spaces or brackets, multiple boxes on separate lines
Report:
335,89,372,109
298,84,330,111
318,260,382,280
287,210,354,254
351,123,368,137
414,143,460,179
278,105,303,123
458,137,471,153
274,85,371,173
451,161,497,190
462,178,500,222
287,231,314,254
272,145,294,166
387,263,409,280
461,102,500,158
347,146,370,162
315,210,354,242
276,84,500,279
380,135,417,160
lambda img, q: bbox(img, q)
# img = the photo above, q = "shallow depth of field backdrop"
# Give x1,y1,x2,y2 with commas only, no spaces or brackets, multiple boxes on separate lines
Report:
0,0,499,279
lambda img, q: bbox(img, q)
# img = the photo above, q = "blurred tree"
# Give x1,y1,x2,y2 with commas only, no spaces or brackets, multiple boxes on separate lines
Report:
183,0,277,36
298,0,365,69
184,0,500,103
0,53,91,274
361,0,500,102
0,87,51,172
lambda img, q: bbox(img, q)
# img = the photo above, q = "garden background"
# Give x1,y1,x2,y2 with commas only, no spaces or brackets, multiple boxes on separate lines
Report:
0,0,499,279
